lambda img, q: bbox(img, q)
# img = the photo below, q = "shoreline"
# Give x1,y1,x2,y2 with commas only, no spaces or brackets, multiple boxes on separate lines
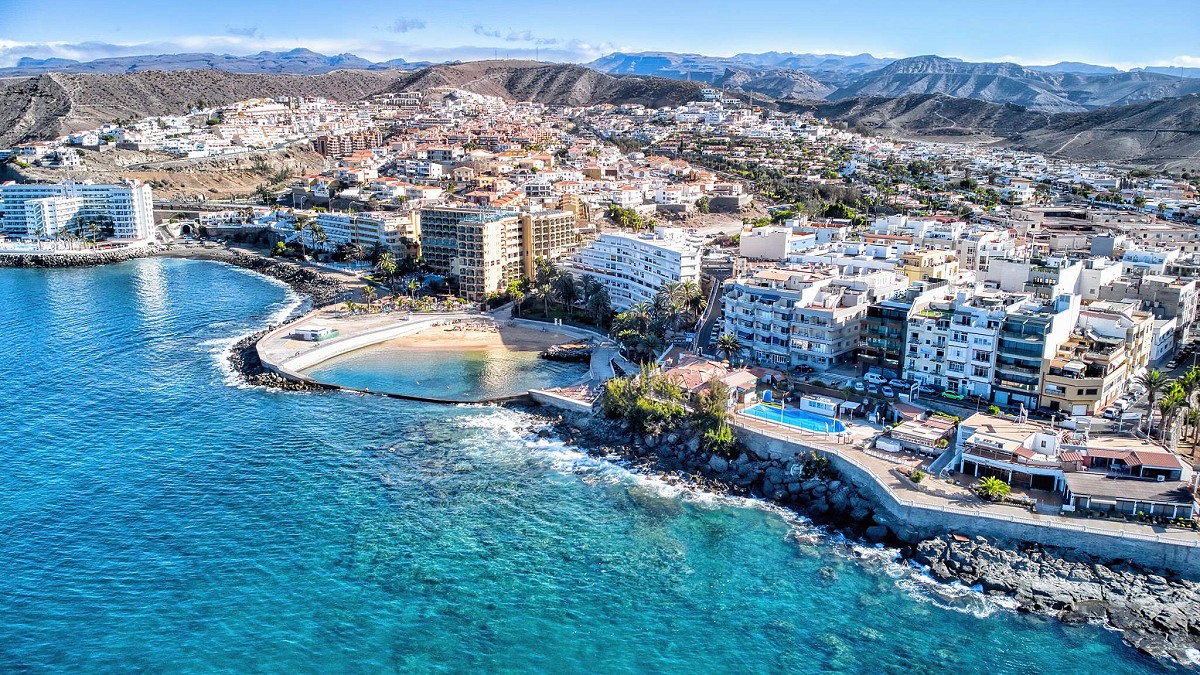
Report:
530,406,1200,667
11,249,1199,665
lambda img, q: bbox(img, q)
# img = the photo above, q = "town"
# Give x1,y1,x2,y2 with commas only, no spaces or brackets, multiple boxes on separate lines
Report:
5,83,1200,551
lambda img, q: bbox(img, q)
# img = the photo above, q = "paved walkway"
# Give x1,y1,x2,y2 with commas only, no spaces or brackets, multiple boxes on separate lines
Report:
732,411,1200,547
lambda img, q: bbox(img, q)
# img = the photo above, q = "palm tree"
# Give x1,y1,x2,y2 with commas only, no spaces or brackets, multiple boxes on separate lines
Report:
343,299,357,313
975,476,1011,502
406,278,420,299
676,279,706,328
376,252,398,291
716,333,742,364
554,272,579,317
361,285,377,312
1135,369,1170,432
309,223,327,257
293,215,311,258
586,287,611,325
1159,382,1186,443
536,282,553,318
511,289,526,316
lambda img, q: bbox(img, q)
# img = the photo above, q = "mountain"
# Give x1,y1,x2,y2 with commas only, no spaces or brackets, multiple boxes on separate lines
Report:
789,92,1200,169
586,52,836,99
0,70,407,146
0,61,710,146
829,55,1200,112
381,60,710,107
0,49,433,77
1138,66,1200,78
1027,61,1120,75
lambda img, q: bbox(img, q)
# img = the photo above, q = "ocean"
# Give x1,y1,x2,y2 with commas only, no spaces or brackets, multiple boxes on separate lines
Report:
0,258,1166,673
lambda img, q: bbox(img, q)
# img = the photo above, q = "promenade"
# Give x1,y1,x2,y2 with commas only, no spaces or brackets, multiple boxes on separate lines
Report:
731,411,1200,553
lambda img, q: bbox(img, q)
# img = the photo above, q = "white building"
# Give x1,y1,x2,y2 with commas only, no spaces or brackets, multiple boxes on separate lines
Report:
567,227,701,310
314,210,419,255
738,225,817,261
721,266,907,371
0,180,155,240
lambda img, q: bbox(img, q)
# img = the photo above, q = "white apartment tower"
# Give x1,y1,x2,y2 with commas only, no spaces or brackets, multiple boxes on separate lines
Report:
0,180,155,240
568,227,701,310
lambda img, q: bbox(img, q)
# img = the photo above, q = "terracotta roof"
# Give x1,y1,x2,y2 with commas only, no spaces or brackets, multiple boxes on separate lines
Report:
1059,451,1084,463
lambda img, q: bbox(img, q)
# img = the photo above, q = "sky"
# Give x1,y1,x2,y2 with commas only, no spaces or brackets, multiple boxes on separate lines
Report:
1,0,1198,69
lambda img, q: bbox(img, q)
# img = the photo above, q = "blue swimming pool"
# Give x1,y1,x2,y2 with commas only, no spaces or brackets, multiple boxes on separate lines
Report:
741,403,847,434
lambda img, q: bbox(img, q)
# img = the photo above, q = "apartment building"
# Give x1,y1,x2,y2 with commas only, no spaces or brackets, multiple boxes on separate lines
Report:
906,289,1028,398
0,180,155,240
314,130,384,157
984,256,1082,300
992,294,1081,411
737,225,817,261
419,207,578,300
859,282,949,380
898,249,959,284
1098,274,1198,348
722,266,907,371
314,210,420,257
567,227,701,311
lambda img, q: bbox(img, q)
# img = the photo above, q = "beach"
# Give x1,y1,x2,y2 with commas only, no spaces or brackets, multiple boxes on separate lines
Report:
379,320,577,352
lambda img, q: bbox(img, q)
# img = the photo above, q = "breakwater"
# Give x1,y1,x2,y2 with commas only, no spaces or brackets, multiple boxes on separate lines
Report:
0,246,157,267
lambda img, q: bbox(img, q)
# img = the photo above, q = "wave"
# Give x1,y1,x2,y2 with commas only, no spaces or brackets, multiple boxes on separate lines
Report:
454,406,1024,622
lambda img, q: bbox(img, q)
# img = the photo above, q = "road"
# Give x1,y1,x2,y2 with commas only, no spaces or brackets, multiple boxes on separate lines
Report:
695,260,733,355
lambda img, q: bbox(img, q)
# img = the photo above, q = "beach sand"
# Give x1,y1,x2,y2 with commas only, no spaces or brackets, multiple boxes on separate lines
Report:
381,321,578,352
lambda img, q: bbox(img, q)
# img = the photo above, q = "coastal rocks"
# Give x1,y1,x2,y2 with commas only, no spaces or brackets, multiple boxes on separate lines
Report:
224,253,345,307
227,329,329,392
909,534,1200,662
540,342,593,363
0,245,158,268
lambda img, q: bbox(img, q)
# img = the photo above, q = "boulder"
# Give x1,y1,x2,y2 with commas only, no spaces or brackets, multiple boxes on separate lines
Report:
865,525,890,543
708,455,729,473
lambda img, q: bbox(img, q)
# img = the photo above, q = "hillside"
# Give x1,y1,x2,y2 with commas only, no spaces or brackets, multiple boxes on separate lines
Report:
0,69,407,145
382,60,709,107
830,56,1200,112
790,93,1200,169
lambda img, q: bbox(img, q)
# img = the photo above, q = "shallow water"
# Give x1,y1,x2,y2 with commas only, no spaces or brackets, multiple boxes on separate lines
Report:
304,343,588,400
0,258,1169,673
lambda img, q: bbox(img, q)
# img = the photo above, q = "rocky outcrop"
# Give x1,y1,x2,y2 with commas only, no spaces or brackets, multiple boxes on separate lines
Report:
220,253,345,307
0,246,157,268
911,535,1200,662
227,329,329,391
540,342,593,363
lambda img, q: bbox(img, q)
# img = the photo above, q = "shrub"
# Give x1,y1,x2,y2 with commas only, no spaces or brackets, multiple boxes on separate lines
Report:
911,469,926,484
702,422,736,457
987,405,1001,416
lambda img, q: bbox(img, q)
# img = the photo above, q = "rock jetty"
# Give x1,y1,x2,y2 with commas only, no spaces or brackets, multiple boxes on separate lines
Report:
227,329,330,391
0,246,157,268
540,342,593,363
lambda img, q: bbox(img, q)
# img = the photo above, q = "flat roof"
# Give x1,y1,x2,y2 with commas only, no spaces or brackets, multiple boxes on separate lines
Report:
1064,472,1196,505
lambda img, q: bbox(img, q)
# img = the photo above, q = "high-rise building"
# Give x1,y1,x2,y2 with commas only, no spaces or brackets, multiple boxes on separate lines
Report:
567,227,701,311
0,180,155,240
418,206,578,300
314,210,420,257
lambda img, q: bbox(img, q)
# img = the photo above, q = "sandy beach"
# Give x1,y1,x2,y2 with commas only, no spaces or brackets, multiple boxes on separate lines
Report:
381,320,578,352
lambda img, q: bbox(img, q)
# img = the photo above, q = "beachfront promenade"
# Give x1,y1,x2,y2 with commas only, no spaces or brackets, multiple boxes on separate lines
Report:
732,412,1200,573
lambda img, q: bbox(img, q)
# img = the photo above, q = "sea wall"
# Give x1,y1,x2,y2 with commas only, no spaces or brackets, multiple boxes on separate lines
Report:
734,424,1200,576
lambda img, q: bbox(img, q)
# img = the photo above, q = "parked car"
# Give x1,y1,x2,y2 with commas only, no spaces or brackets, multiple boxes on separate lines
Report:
866,383,881,396
1112,399,1130,412
882,386,896,398
853,381,865,393
1103,407,1119,419
864,372,887,385
941,391,965,401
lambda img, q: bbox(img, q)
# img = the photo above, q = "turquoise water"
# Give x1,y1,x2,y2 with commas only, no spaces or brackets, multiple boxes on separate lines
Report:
743,403,849,434
304,344,587,400
0,258,1169,673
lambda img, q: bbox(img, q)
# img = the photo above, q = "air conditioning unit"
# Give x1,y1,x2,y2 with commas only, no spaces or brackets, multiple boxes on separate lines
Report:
1157,475,1166,482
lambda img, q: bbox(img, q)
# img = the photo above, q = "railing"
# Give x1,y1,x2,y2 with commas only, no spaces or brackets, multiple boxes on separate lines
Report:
730,416,1200,548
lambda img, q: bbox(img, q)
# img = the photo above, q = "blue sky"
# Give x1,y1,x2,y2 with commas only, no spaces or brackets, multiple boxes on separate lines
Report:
1,0,1197,69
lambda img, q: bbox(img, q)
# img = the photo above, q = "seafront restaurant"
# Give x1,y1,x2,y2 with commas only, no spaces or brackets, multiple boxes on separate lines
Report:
955,412,1199,518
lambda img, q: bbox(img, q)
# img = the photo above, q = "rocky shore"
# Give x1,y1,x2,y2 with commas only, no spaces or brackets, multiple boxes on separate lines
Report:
0,245,158,267
537,407,1200,666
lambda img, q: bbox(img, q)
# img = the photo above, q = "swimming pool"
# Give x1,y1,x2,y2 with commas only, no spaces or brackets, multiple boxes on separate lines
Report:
741,403,847,434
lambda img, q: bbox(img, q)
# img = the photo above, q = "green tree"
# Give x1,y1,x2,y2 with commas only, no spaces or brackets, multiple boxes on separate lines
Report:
715,333,742,364
975,476,1011,501
376,252,398,291
554,271,579,316
586,287,612,325
361,285,377,311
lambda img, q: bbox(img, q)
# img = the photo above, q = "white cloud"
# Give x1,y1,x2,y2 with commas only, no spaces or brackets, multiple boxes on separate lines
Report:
385,18,425,34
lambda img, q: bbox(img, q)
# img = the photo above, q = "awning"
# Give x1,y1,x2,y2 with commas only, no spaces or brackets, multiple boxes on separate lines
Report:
1059,451,1083,463
839,401,861,411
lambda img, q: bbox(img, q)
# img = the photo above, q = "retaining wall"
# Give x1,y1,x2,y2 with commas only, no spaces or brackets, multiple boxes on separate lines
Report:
734,423,1200,576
